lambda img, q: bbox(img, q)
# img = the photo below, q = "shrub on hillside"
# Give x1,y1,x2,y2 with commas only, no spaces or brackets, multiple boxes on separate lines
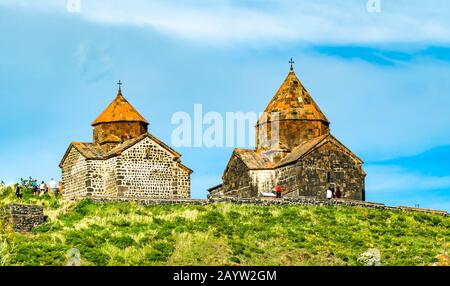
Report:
109,235,135,249
145,241,175,262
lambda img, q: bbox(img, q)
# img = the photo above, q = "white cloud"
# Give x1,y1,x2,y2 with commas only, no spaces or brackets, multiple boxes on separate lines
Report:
2,0,450,45
365,164,450,211
366,165,450,192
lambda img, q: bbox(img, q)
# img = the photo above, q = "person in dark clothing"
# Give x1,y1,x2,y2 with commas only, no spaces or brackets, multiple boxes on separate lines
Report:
15,184,23,199
275,185,283,198
335,187,342,199
331,187,336,198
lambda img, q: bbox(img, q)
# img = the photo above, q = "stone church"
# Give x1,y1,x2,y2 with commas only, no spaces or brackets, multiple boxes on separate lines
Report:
209,64,366,200
60,84,192,200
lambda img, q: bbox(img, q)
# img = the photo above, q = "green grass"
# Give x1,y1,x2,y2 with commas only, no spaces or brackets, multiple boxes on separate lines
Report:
0,186,449,266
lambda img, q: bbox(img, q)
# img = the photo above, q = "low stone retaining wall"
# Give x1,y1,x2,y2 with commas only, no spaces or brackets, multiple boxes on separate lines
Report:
92,196,449,217
211,197,449,216
93,197,209,206
7,204,46,232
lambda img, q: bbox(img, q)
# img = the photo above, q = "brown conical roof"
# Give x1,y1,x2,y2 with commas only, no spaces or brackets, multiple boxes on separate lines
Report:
92,87,149,126
257,69,329,125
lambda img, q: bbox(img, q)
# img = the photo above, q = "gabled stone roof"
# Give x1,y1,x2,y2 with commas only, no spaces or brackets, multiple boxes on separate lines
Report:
228,134,363,171
59,133,193,173
92,88,149,126
275,134,330,167
257,70,329,125
234,149,274,170
104,133,181,159
71,142,106,159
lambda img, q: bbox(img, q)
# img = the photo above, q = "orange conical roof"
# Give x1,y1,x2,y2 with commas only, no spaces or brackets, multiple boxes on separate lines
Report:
257,69,329,125
92,87,149,126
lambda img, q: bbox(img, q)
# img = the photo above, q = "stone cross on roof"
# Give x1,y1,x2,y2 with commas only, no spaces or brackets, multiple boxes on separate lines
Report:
289,58,295,71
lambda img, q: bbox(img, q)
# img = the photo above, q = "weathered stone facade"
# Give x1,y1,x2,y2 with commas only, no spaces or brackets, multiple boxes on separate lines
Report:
60,86,192,200
61,147,88,198
6,204,46,232
210,67,365,200
220,156,255,198
277,140,365,200
257,111,330,153
93,121,148,147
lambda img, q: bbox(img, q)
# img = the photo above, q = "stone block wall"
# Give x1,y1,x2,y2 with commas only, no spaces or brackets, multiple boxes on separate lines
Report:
257,120,329,153
7,204,46,232
62,147,88,200
62,137,191,201
221,156,255,196
217,141,365,200
277,141,365,200
93,121,147,145
173,166,191,198
86,159,108,198
92,197,449,217
115,137,190,199
210,197,449,216
103,157,119,198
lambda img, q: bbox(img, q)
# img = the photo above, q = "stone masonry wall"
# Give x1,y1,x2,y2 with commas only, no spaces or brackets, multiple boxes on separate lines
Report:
174,166,191,198
86,160,107,198
277,141,365,200
92,197,449,217
93,121,147,145
114,137,190,199
218,141,364,200
7,204,46,232
221,156,256,197
62,147,88,200
103,157,119,198
63,137,191,200
257,120,329,153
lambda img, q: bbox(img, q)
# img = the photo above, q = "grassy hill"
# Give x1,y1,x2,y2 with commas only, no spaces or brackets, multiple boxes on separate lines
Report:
0,185,449,266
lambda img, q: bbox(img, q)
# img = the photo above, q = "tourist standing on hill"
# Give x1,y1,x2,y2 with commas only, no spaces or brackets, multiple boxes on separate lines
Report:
32,180,38,196
335,187,342,199
15,184,23,199
275,185,283,198
39,181,46,196
49,178,58,196
58,181,63,195
326,186,333,200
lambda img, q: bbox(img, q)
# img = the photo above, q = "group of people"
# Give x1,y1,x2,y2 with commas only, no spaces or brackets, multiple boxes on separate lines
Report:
273,185,343,200
326,186,342,200
15,178,62,199
34,178,61,196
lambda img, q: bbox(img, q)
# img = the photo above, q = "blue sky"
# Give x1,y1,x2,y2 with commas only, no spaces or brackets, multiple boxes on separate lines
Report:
0,0,449,211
